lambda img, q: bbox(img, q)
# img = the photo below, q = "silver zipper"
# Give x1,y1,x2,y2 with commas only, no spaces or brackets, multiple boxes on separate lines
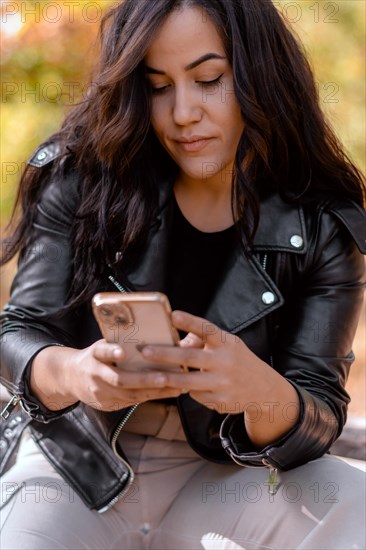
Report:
98,403,140,513
98,274,140,513
259,256,280,494
1,395,21,420
108,274,127,293
261,253,268,271
260,254,274,371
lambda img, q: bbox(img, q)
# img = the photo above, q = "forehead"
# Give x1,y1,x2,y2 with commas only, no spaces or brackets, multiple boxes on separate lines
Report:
144,7,225,65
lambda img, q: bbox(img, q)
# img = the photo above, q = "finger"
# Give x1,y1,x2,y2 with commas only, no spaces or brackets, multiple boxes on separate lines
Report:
141,344,211,371
168,373,211,391
114,369,212,393
179,332,204,348
93,340,125,364
99,363,213,392
105,366,199,390
102,367,169,389
172,311,225,346
93,364,213,396
141,370,214,392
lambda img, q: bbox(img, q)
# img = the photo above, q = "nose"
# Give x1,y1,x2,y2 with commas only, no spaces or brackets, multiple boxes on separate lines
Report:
172,86,203,126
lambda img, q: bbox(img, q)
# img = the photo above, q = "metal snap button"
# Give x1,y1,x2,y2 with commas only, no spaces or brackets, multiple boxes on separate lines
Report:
4,428,13,438
37,151,47,161
262,291,275,305
290,235,303,248
0,439,7,449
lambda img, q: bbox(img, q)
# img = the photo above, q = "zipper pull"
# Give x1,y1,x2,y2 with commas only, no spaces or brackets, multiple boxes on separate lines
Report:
108,275,127,294
1,395,21,420
267,466,279,496
262,458,280,496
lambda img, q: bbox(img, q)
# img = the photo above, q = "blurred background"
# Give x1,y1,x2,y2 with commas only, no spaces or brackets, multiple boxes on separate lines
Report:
1,1,365,420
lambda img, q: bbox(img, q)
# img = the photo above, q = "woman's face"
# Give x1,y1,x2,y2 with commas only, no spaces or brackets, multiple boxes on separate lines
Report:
144,7,244,190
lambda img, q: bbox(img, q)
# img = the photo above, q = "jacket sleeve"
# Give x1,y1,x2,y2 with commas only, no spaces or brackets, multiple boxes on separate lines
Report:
0,163,81,423
220,200,366,470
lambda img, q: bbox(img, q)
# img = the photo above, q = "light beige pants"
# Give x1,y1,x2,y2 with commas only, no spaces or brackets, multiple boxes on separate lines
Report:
1,404,365,550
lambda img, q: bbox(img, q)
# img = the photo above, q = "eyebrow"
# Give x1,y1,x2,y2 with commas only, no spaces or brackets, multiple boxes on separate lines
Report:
145,53,226,75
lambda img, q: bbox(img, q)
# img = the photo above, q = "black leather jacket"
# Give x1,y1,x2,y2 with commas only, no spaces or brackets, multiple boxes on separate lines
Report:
1,143,365,512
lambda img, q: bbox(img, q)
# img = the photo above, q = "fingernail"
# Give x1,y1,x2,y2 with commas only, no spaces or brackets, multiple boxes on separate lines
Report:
181,338,192,347
113,348,123,358
172,311,184,322
142,346,154,357
154,375,166,386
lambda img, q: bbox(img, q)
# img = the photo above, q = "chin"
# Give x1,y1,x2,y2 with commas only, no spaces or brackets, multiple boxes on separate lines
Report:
178,160,221,181
180,169,217,182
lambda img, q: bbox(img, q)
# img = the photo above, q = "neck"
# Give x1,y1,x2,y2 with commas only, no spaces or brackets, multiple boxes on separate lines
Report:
174,169,233,199
173,178,234,233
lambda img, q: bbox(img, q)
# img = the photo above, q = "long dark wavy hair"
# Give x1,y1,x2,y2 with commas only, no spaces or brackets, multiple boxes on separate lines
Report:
2,0,365,309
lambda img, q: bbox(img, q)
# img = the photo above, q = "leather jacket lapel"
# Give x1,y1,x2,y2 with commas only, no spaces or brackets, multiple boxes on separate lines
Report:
254,193,308,252
117,181,291,333
204,248,284,333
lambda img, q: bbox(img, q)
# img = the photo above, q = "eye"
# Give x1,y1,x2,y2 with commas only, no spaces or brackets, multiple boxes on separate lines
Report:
197,74,224,87
151,85,170,95
146,76,170,95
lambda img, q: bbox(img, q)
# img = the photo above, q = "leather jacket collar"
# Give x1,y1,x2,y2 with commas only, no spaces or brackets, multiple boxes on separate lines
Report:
117,181,308,334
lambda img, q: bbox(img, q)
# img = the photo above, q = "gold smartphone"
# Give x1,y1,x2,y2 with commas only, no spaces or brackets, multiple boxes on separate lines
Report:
92,292,186,372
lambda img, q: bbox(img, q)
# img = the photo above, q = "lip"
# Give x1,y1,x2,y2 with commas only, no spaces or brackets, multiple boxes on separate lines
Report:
174,136,214,152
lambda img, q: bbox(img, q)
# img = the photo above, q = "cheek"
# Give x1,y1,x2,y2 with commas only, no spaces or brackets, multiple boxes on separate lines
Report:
226,101,244,142
225,92,242,119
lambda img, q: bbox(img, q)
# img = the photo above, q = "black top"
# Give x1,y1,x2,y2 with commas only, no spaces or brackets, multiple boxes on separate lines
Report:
157,196,237,405
167,195,237,325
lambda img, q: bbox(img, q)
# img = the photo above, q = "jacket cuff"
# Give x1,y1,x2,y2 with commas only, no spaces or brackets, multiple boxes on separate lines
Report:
220,382,338,470
18,345,78,424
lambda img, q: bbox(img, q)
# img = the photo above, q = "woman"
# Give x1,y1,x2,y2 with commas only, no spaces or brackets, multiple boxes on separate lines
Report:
1,0,365,548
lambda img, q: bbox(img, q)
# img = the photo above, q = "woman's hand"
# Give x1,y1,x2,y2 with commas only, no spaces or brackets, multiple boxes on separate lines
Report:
70,340,183,410
30,340,183,413
139,310,300,447
140,310,266,414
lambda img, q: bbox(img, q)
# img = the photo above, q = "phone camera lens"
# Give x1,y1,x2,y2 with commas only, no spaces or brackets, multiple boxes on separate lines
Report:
115,315,128,324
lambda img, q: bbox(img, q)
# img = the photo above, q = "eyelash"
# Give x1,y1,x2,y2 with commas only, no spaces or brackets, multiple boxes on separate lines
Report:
151,74,224,95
